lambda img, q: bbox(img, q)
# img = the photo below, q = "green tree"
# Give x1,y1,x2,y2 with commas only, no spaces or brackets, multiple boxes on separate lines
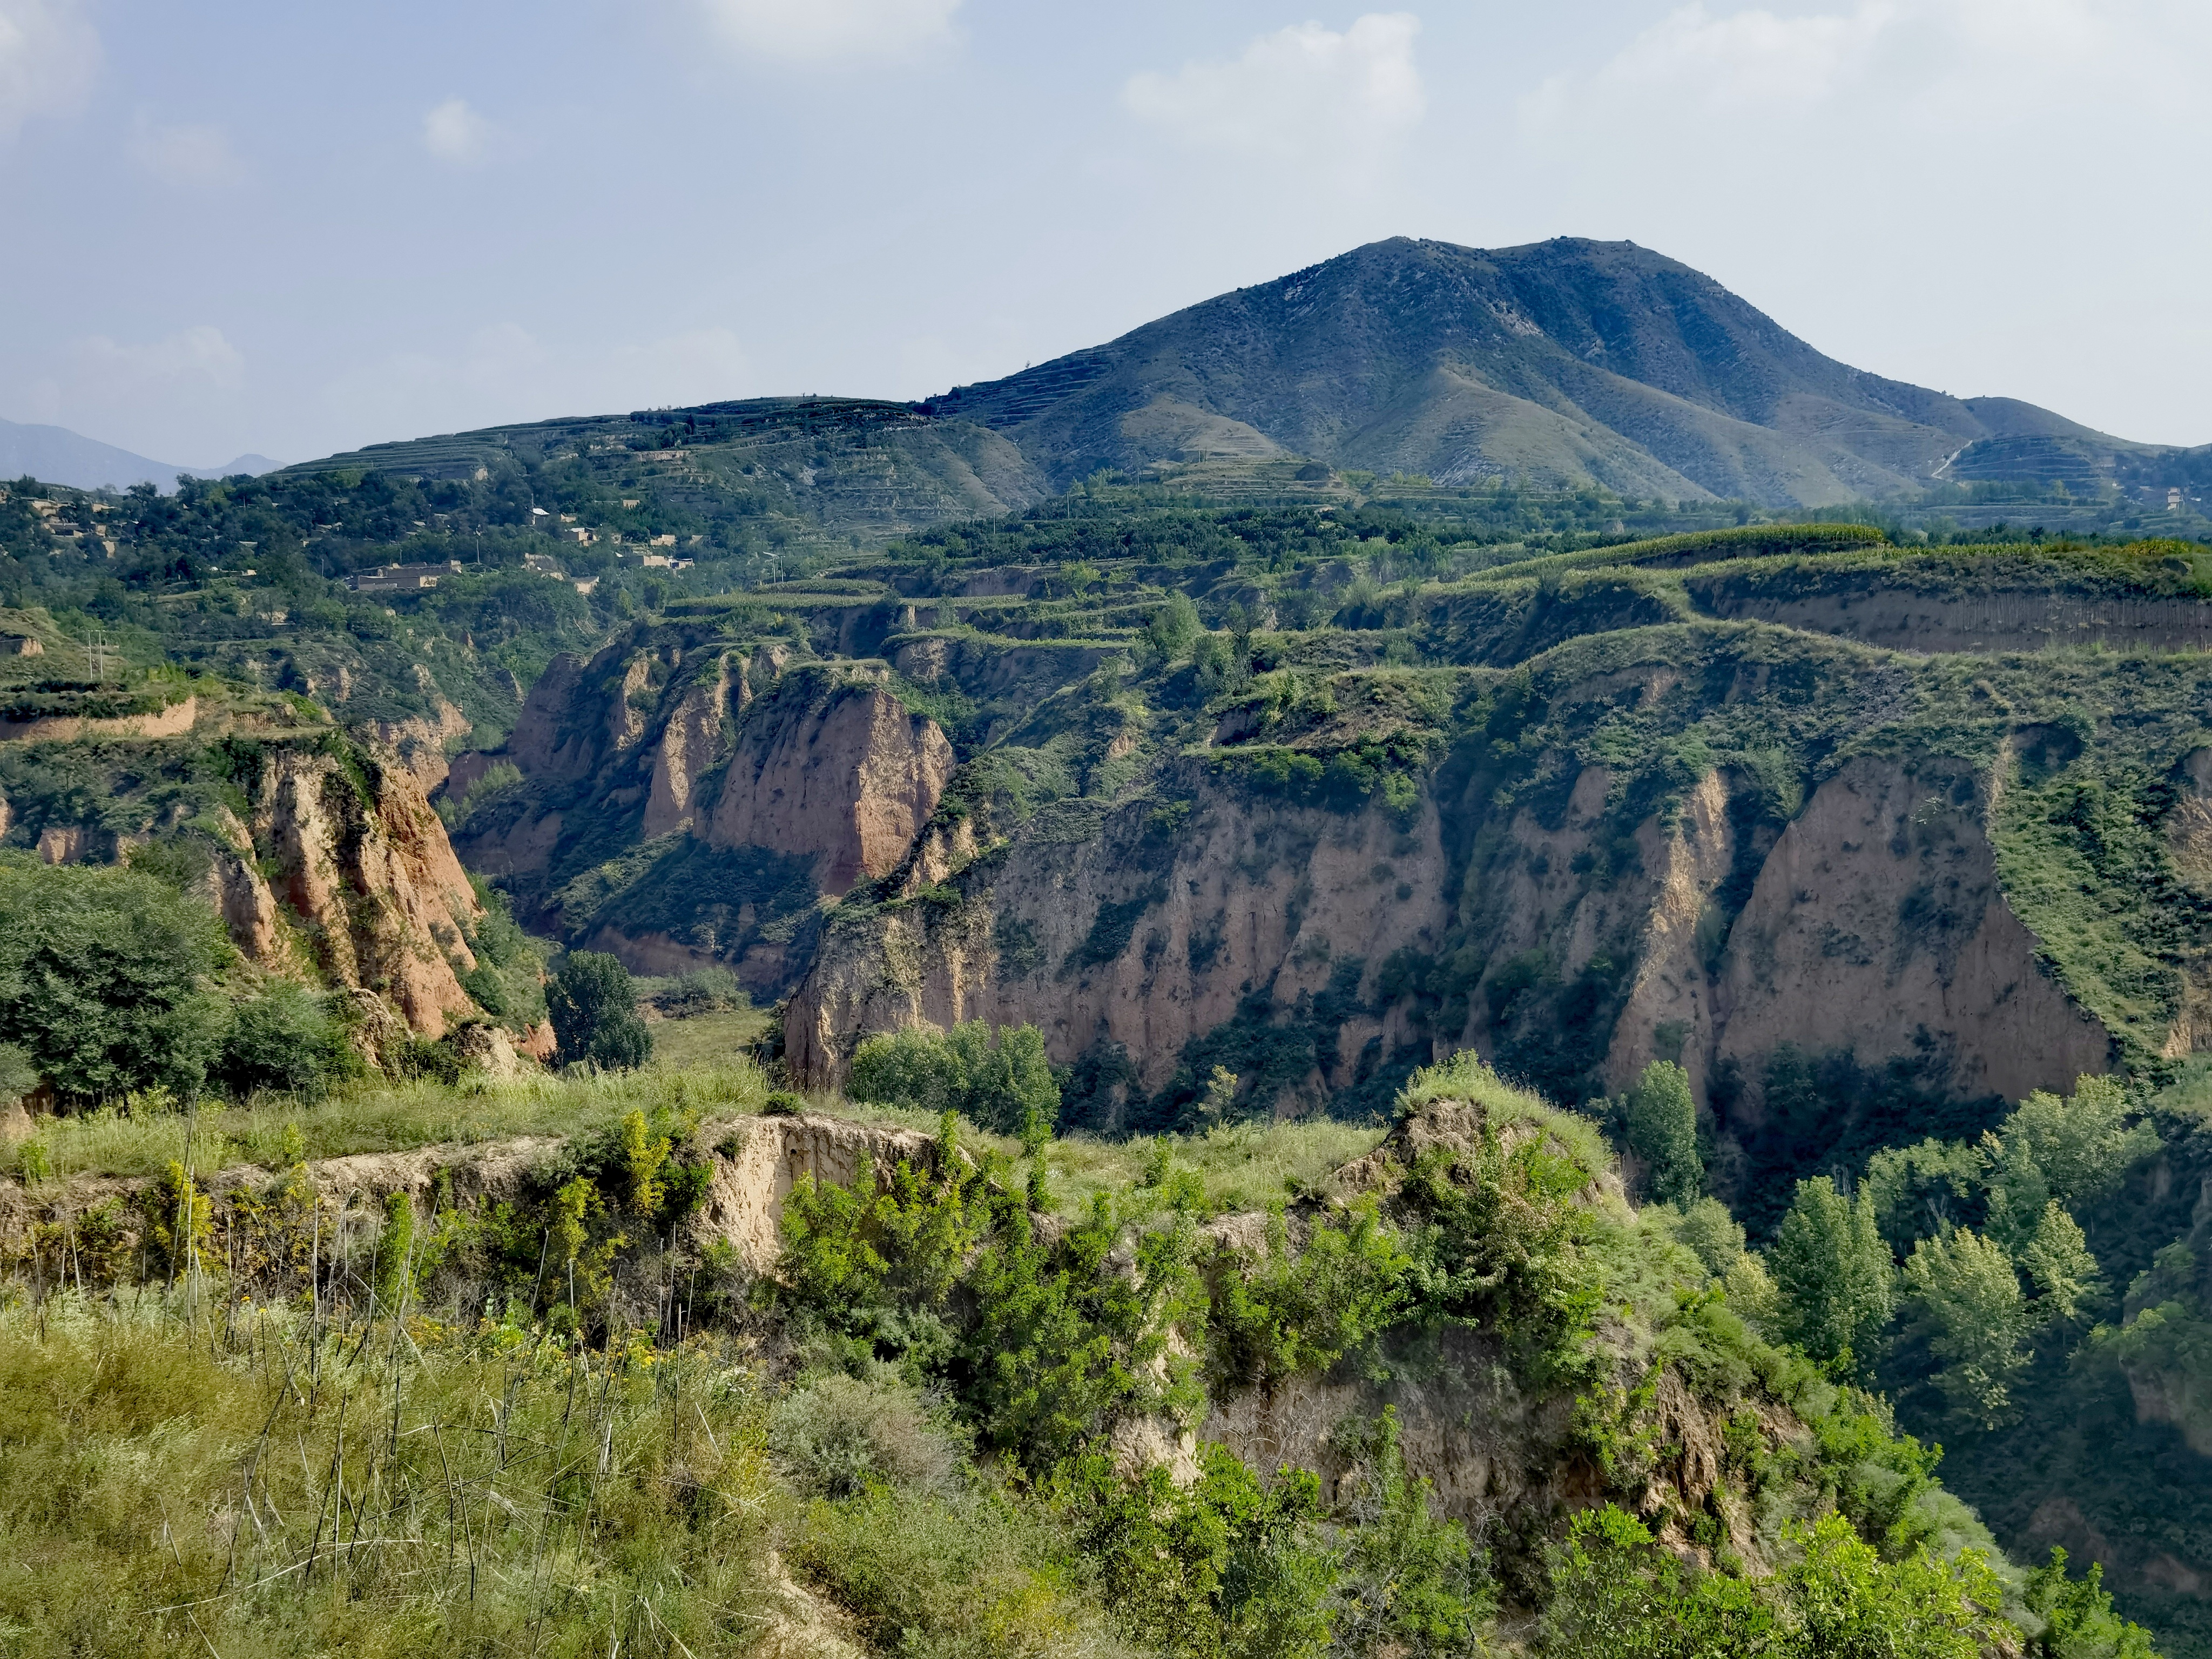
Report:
1900,1228,2033,1430
2018,1199,2100,1322
0,860,231,1103
1332,1408,1493,1656
2025,1548,2159,1658
848,1020,1059,1138
1982,1076,2156,1251
545,951,652,1071
1770,1176,1893,1376
1624,1060,1701,1205
1144,591,1203,664
218,982,355,1100
1667,1196,1748,1279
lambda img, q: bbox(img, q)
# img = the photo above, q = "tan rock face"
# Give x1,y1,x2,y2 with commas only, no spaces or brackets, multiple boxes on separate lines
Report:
248,743,485,1036
642,655,738,839
1602,769,1737,1102
1694,569,2212,655
1710,756,2110,1108
503,652,594,781
188,808,291,970
785,772,1454,1118
692,1112,943,1275
795,740,2117,1135
359,697,473,792
0,694,198,745
706,680,954,897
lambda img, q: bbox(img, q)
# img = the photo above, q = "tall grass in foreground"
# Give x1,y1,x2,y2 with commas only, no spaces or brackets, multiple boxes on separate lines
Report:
0,1294,795,1658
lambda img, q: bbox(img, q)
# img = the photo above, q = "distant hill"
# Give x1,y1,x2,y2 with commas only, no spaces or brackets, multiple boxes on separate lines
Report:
265,235,2208,517
925,237,2176,508
265,397,1047,545
0,416,275,491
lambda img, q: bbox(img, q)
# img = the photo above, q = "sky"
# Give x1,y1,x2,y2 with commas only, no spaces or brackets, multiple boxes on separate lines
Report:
1,0,2208,469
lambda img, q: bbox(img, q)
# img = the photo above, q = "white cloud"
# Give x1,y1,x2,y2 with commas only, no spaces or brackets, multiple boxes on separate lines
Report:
1124,14,1425,169
1522,0,2196,134
695,0,960,63
127,120,246,188
422,97,497,165
79,325,246,393
320,323,751,448
0,0,98,139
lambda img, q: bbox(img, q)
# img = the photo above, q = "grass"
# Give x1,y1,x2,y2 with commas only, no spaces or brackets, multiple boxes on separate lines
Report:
642,1004,772,1070
1,1039,1378,1225
0,1296,800,1658
1042,1118,1386,1217
5,1051,774,1182
1397,1048,1614,1174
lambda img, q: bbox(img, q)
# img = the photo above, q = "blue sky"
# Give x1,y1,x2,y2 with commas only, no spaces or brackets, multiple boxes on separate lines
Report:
3,0,2207,467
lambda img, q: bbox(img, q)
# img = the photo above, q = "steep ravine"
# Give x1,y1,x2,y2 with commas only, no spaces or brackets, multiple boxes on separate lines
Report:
788,741,2113,1141
452,628,953,994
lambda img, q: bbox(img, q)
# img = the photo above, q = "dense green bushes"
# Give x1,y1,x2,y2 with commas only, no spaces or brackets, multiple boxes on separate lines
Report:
0,857,232,1103
763,1051,2155,1656
1542,1503,2008,1657
547,949,652,1070
849,1018,1060,1142
215,980,360,1099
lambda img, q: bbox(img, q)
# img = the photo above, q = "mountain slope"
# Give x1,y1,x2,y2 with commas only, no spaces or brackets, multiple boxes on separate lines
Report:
925,236,2157,507
0,415,273,491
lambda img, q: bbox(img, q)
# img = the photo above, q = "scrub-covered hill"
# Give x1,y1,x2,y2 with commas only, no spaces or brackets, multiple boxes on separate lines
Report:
925,235,2202,511
0,1048,2161,1656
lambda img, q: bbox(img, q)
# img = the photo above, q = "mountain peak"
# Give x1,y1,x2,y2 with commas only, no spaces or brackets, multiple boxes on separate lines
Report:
928,235,2133,507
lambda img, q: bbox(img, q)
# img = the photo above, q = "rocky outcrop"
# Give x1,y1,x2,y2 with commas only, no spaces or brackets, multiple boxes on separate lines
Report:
705,673,954,896
643,653,740,839
0,694,198,744
244,741,485,1036
359,692,473,791
185,806,298,972
785,767,1454,1122
1691,565,2212,655
503,651,595,781
691,1111,945,1274
792,733,2118,1138
1709,755,2110,1105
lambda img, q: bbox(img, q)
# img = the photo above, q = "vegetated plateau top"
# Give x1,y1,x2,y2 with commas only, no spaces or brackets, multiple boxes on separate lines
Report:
284,235,2195,512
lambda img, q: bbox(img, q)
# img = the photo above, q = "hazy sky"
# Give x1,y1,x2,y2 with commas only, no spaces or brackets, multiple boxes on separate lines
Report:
2,0,2207,468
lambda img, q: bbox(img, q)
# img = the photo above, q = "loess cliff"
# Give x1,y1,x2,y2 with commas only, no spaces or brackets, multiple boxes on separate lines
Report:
0,668,492,1043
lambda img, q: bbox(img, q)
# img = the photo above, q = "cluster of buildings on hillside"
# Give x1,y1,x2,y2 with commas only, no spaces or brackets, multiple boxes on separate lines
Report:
346,533,696,597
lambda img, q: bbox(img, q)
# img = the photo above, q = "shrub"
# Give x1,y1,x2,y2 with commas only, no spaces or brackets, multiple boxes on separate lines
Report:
1057,1441,1337,1659
1209,1197,1411,1392
792,1481,1114,1658
1332,1408,1494,1656
664,965,741,1014
217,982,356,1099
848,1019,1060,1139
768,1371,958,1497
1399,1118,1604,1385
0,859,231,1103
1541,1503,2008,1657
547,950,653,1071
